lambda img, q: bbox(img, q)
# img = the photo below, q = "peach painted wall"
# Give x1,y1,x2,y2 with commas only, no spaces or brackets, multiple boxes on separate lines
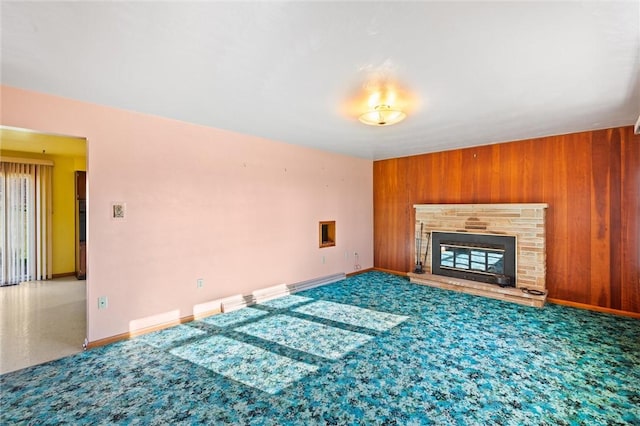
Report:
1,85,373,342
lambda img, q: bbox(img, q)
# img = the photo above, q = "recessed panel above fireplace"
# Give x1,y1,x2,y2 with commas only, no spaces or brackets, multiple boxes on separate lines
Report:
431,232,516,287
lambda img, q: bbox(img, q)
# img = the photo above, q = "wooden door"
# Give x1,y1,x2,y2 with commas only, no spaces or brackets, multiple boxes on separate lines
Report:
75,171,86,279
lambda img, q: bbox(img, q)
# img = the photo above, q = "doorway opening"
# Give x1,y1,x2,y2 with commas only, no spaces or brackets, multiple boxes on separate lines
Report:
0,125,88,372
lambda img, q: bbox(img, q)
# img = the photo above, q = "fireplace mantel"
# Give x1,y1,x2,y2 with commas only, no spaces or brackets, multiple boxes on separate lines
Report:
414,203,549,210
411,203,548,307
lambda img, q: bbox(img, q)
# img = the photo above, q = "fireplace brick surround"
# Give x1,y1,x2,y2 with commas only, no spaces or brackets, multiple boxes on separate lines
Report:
409,203,548,307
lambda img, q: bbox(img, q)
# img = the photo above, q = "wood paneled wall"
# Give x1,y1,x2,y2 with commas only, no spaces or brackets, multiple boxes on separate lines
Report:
373,126,640,314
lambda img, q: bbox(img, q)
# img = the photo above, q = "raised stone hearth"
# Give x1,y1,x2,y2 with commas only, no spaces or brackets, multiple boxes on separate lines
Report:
408,272,547,307
412,203,548,307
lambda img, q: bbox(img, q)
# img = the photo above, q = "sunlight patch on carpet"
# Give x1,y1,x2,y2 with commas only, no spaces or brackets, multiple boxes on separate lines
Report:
169,335,317,394
235,314,373,360
293,300,409,331
258,294,314,309
137,324,206,349
200,307,268,328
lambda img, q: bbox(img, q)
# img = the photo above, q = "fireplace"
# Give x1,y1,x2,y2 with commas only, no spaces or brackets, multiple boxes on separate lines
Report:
432,232,516,287
410,203,548,307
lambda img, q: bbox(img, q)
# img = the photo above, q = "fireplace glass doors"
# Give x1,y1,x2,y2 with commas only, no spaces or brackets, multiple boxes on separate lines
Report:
431,232,516,286
440,242,504,274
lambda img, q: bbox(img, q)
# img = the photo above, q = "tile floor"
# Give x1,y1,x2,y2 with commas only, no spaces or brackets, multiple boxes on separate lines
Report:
0,277,86,374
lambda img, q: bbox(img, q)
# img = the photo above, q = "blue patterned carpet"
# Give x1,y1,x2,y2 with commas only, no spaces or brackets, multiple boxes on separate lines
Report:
2,271,640,425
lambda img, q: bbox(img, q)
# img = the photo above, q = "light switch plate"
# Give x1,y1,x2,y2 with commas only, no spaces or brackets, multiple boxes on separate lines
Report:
111,202,126,220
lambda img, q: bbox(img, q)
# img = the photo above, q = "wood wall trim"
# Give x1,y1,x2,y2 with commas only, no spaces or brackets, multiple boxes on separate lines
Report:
87,309,221,349
346,268,374,277
373,126,640,313
52,272,76,278
372,267,408,277
548,298,640,319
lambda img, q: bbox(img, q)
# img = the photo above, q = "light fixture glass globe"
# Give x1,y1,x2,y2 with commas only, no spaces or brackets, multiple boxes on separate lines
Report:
359,104,407,126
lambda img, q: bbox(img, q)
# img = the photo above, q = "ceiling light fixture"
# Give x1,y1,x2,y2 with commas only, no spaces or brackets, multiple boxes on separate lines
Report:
358,104,406,126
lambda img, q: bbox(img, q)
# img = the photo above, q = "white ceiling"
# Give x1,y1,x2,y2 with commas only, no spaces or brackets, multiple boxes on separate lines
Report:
2,1,638,160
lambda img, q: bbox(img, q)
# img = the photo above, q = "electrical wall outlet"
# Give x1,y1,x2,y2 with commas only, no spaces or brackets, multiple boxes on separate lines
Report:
322,255,326,264
197,278,204,288
98,296,108,309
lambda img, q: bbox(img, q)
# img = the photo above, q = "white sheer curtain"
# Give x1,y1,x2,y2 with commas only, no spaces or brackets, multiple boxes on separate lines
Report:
0,161,53,286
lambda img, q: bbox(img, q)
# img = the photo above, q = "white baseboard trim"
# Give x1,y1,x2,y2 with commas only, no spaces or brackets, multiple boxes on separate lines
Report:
220,273,346,313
